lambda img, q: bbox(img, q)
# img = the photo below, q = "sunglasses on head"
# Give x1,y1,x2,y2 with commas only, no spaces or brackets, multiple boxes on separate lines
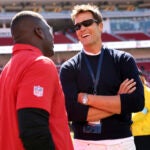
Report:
74,19,98,31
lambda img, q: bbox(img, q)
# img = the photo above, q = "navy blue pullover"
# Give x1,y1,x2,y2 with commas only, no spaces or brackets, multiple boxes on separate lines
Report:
60,46,144,140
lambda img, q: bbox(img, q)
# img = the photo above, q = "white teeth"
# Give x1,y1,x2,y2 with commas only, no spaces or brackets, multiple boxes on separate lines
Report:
82,33,90,38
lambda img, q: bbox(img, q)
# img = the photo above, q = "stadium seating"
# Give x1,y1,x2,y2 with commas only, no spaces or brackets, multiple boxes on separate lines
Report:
137,62,150,72
1,31,150,46
0,33,74,46
54,32,74,44
102,32,122,42
0,37,13,46
116,32,150,41
65,32,122,42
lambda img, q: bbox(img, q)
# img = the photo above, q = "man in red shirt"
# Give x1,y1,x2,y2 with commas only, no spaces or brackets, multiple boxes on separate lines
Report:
0,11,73,150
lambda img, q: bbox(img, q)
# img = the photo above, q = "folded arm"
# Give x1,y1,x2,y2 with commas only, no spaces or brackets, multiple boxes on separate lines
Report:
78,79,136,115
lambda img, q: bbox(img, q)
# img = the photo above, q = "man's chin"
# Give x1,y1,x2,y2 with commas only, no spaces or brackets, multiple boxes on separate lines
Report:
44,50,54,58
49,50,54,57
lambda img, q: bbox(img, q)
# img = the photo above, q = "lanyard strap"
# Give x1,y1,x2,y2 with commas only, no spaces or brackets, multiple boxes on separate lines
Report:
83,48,104,94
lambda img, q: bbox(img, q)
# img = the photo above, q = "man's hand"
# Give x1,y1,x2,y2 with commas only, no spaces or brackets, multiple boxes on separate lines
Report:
78,93,87,104
118,78,136,94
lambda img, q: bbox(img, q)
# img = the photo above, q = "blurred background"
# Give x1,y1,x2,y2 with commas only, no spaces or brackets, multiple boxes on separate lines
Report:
0,0,150,84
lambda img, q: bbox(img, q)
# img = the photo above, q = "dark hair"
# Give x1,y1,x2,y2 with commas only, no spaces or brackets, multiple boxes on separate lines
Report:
10,11,46,37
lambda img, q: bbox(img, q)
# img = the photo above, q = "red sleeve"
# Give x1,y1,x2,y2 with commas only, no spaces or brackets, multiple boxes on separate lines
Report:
16,57,58,114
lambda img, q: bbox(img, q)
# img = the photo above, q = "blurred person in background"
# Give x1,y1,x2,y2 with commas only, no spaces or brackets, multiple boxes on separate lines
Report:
60,4,144,150
0,11,73,150
132,69,150,150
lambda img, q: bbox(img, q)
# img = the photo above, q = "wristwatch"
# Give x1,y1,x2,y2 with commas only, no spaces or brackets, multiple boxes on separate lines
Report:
82,93,88,105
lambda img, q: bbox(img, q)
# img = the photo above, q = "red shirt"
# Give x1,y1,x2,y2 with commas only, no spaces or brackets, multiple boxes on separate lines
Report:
0,44,73,150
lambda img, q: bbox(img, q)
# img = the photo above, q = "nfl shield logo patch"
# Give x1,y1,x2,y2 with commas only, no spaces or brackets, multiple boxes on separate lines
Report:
33,85,44,97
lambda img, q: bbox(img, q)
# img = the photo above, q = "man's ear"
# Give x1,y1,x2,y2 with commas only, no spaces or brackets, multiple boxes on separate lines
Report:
99,22,103,32
34,26,44,39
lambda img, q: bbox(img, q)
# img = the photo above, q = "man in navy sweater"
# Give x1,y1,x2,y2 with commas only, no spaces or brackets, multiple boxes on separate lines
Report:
60,4,144,150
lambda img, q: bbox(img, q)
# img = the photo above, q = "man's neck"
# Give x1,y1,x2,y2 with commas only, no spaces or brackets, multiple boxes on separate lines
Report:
83,41,102,54
83,45,102,55
83,49,100,56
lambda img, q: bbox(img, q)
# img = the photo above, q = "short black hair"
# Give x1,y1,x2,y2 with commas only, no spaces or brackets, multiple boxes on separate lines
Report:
10,11,46,37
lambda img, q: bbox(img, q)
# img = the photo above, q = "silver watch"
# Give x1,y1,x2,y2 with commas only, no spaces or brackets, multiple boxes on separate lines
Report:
82,93,88,105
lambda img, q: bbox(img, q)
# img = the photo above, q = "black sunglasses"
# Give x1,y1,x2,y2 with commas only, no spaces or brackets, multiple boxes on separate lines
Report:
74,19,98,31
